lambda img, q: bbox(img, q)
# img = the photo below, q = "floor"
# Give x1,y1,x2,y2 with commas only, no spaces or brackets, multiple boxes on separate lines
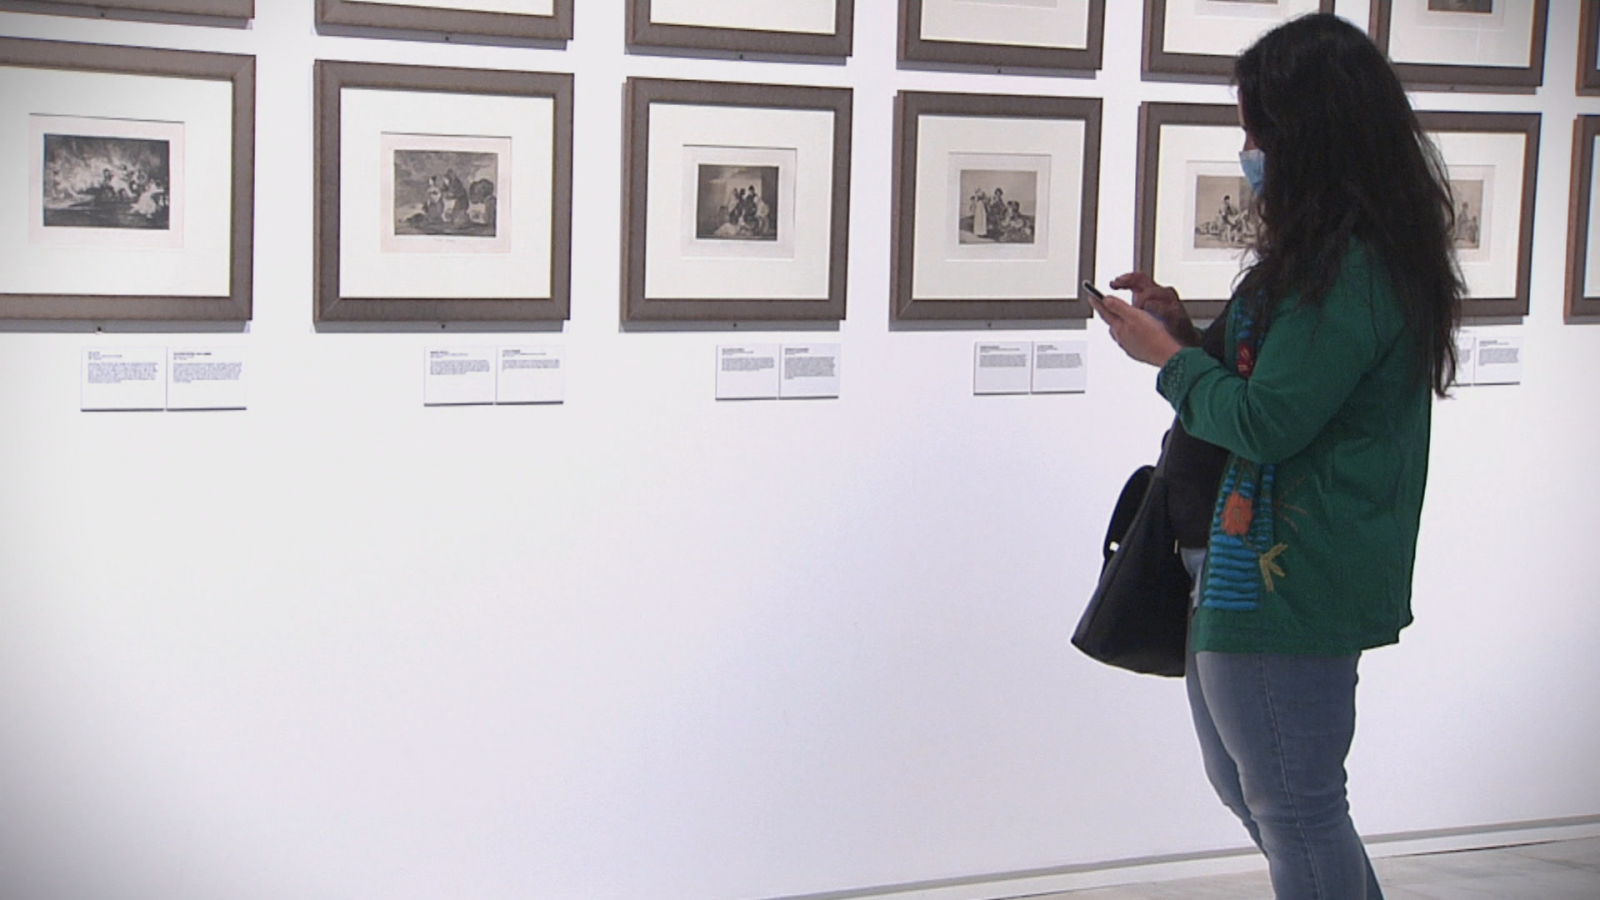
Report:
1033,837,1600,899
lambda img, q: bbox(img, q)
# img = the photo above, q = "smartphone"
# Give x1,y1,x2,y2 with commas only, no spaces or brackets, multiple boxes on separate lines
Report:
1080,280,1106,301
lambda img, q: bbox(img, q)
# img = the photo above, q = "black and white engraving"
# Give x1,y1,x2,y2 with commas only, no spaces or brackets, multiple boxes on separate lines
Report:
958,169,1037,244
41,133,170,230
696,164,779,241
1450,178,1485,250
1192,174,1258,249
393,149,499,238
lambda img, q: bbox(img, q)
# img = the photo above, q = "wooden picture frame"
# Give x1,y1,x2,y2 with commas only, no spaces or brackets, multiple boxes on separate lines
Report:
1142,0,1333,81
1133,102,1249,321
626,0,852,58
891,91,1101,321
317,0,574,42
314,61,574,323
1370,0,1549,90
622,78,852,323
1420,111,1540,319
27,0,254,15
897,0,1106,73
1566,115,1600,320
0,37,255,321
1580,0,1600,95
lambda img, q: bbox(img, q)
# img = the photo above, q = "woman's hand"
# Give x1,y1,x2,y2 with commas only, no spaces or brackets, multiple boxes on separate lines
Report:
1109,272,1201,347
1085,284,1184,369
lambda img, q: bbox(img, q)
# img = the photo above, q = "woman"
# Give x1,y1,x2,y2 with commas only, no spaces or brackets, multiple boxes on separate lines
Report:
1087,14,1462,899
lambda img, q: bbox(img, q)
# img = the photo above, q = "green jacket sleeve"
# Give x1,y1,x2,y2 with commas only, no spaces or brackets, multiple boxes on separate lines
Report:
1156,251,1405,465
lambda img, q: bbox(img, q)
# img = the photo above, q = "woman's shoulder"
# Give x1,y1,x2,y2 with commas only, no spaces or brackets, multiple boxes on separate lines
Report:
1326,239,1407,336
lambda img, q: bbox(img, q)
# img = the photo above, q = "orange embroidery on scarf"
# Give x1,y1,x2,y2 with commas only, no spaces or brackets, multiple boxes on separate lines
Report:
1221,492,1254,536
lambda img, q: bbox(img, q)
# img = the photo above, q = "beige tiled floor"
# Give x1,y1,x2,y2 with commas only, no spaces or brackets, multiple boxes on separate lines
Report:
1035,837,1600,900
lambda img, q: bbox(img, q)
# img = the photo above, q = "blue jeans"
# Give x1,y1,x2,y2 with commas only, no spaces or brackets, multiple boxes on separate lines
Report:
1180,551,1383,899
1187,652,1384,899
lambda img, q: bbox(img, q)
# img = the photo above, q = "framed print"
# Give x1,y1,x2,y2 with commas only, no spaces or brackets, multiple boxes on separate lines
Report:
891,91,1102,321
1370,0,1549,89
1566,116,1600,320
317,0,574,42
315,61,573,322
622,78,852,322
26,0,253,15
1143,0,1332,81
1419,111,1539,318
1580,0,1600,95
0,38,254,321
627,0,853,57
898,0,1106,73
1134,103,1253,321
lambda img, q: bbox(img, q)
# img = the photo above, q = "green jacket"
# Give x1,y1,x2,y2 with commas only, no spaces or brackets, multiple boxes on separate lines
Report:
1156,244,1432,655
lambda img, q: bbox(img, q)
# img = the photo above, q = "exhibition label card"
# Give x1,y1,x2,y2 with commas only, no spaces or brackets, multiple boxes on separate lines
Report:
497,346,564,404
973,341,1031,395
167,348,246,410
81,347,165,411
424,347,496,406
1454,332,1478,386
779,343,841,399
1473,335,1523,386
1031,340,1087,393
716,344,780,400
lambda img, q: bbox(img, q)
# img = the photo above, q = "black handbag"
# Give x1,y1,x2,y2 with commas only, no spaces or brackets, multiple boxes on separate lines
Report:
1071,433,1194,678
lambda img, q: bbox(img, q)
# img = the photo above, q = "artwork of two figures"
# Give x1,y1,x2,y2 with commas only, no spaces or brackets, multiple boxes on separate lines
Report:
393,148,499,238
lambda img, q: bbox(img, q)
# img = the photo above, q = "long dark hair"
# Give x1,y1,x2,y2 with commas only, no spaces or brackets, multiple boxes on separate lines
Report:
1234,14,1463,396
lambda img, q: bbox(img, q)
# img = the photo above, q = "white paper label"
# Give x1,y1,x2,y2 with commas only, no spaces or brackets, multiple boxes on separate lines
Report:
1473,335,1522,386
779,343,840,399
167,347,246,410
716,344,781,400
82,347,165,411
974,341,1032,395
497,346,564,404
424,347,496,406
1031,340,1086,393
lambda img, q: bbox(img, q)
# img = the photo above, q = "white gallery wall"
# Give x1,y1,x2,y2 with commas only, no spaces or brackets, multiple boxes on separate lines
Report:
0,2,1597,900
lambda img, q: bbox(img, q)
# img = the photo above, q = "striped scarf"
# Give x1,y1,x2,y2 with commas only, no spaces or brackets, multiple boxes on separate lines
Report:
1200,300,1285,611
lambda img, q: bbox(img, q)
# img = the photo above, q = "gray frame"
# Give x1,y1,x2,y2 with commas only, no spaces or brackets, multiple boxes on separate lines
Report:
627,0,852,57
891,91,1102,321
1142,0,1334,81
1566,115,1600,320
1370,0,1549,90
1419,110,1540,319
1580,0,1600,95
29,0,253,14
898,0,1105,72
317,0,573,42
622,78,853,323
1133,102,1240,321
314,60,574,323
0,37,255,321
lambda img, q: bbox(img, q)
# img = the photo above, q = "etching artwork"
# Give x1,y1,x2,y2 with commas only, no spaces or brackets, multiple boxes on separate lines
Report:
695,164,780,241
41,133,171,230
1192,174,1258,250
393,148,499,238
958,168,1037,245
1450,178,1485,250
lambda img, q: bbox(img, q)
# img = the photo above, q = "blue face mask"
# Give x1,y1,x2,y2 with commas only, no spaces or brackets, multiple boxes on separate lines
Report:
1239,149,1266,196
